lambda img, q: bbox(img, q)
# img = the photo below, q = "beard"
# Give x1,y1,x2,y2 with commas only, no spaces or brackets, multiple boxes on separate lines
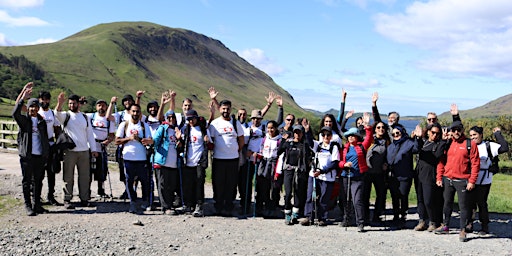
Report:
98,109,106,115
221,112,230,119
150,110,158,117
40,102,50,110
70,105,79,112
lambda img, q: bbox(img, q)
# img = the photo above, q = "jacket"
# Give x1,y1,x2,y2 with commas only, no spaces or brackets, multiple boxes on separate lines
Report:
152,124,180,166
436,135,480,184
387,135,419,179
339,126,374,177
12,100,50,159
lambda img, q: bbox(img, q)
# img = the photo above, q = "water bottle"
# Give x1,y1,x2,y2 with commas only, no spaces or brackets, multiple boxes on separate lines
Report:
91,156,96,170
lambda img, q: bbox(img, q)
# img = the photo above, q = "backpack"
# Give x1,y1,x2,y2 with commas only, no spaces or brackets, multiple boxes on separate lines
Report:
90,112,110,131
314,141,342,172
182,117,209,168
485,141,500,174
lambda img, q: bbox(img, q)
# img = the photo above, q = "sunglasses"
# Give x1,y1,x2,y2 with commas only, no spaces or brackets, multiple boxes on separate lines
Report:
393,131,401,136
451,128,461,132
430,131,440,135
322,133,332,137
427,118,437,121
376,126,385,129
286,119,293,121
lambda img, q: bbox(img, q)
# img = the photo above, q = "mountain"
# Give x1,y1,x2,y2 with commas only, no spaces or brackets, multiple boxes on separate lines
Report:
439,93,512,119
0,21,306,118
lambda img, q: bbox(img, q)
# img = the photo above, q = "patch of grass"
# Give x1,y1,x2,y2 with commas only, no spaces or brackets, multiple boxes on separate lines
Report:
0,195,20,216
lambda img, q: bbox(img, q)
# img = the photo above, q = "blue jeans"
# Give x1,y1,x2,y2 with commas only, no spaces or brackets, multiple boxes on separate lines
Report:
124,160,149,203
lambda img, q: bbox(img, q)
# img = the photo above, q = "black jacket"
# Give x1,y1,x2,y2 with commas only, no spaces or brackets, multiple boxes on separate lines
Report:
12,100,50,159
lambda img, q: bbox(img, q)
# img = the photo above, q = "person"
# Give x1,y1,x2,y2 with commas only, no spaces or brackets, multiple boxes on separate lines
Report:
87,98,116,198
37,90,63,206
435,120,480,242
276,121,313,225
208,97,244,216
339,113,373,232
175,97,194,130
151,110,181,215
256,120,282,218
363,120,390,224
467,126,509,235
372,92,406,137
386,124,420,228
115,104,153,214
179,108,213,217
13,82,50,216
318,114,342,145
300,126,340,226
414,123,446,232
55,92,99,209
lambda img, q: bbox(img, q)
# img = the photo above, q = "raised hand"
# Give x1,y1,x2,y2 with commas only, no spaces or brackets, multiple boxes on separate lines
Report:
208,86,218,100
302,118,310,131
342,88,347,101
110,96,117,104
276,94,283,107
372,92,378,104
57,92,66,105
136,90,145,98
345,109,354,119
450,103,458,115
265,91,276,104
362,112,370,126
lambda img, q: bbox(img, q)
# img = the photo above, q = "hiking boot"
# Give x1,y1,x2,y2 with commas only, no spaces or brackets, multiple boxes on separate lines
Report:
291,212,299,225
193,204,204,217
64,201,75,210
357,224,365,232
47,197,63,206
285,213,293,225
339,219,349,227
434,224,449,235
34,206,49,214
129,202,137,214
299,217,311,226
414,220,427,231
459,230,468,242
427,222,437,232
25,205,35,216
318,220,327,227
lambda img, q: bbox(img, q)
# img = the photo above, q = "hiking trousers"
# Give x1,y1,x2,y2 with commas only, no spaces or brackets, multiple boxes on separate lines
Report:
283,169,307,214
442,177,472,229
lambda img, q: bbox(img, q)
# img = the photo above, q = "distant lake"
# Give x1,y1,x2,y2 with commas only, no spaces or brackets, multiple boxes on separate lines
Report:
400,119,422,134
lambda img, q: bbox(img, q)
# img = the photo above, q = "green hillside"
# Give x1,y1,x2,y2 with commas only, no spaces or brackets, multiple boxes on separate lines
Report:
0,21,308,119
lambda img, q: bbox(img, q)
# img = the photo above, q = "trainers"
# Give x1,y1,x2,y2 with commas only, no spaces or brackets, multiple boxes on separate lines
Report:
427,222,437,232
414,220,427,231
318,220,328,227
34,206,49,214
164,209,178,215
357,224,365,232
285,214,293,225
25,205,35,216
291,212,299,225
193,204,204,217
64,201,75,210
48,197,63,206
434,224,449,235
299,217,311,226
459,230,468,242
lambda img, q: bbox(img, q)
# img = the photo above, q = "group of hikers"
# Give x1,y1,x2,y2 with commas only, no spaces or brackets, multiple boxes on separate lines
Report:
13,83,509,243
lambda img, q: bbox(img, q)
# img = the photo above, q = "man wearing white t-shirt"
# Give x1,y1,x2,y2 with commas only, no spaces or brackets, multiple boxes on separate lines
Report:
115,104,153,214
208,100,244,216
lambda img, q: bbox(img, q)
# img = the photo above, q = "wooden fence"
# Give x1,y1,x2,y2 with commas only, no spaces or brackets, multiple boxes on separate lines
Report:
0,120,17,148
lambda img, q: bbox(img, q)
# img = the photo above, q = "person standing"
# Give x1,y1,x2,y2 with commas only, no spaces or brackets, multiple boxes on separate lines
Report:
55,92,99,209
38,90,62,206
435,120,480,242
13,82,50,216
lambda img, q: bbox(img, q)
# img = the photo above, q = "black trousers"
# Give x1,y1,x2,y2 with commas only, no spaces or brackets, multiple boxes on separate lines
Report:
182,165,206,207
212,158,239,212
442,177,472,229
238,161,256,212
283,169,307,214
155,166,179,210
362,172,387,220
20,155,45,208
340,177,365,225
470,184,491,227
388,176,412,219
416,176,444,224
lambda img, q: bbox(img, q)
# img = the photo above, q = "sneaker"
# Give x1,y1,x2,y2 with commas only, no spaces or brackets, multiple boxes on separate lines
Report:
64,201,75,210
427,222,437,232
414,220,427,231
193,204,204,217
459,230,468,242
164,209,178,215
318,220,328,227
357,224,365,232
181,206,192,214
434,224,449,235
48,197,63,206
129,202,137,214
34,206,49,214
25,205,35,216
291,212,299,225
285,214,293,225
140,202,149,210
299,217,311,226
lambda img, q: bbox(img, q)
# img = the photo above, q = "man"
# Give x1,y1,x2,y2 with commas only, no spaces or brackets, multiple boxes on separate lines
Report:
13,82,50,216
175,97,194,130
115,104,153,214
435,120,480,242
87,99,115,198
208,99,244,216
55,92,99,209
38,90,63,206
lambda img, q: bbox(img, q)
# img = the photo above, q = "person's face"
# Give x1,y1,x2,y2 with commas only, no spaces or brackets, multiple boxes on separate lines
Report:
285,115,294,127
428,127,440,141
219,104,231,119
130,106,141,121
356,118,363,127
322,132,332,144
96,102,107,115
68,100,79,112
123,99,134,109
28,105,39,117
167,114,177,125
267,123,277,137
324,117,333,127
148,105,158,116
39,97,50,110
293,130,303,141
182,100,192,112
188,117,198,126
375,123,386,137
238,110,247,122
388,114,398,126
427,114,438,125
469,130,483,144
347,135,358,143
451,127,463,140
392,128,402,140
252,117,262,127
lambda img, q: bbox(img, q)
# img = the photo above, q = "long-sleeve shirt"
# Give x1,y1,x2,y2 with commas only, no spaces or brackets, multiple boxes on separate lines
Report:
436,136,480,184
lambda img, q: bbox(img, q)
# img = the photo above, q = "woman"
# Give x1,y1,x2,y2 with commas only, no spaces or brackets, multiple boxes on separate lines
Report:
414,123,446,231
468,126,509,235
363,121,390,224
386,124,419,228
256,120,282,217
339,113,373,232
319,114,342,145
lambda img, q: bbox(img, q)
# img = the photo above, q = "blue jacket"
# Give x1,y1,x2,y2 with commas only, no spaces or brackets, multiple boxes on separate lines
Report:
152,124,179,166
387,136,418,179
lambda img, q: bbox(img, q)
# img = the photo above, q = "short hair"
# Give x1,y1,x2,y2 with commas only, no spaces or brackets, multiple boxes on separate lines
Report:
469,126,484,135
427,112,437,117
388,111,400,121
219,100,231,107
38,91,51,99
130,104,141,111
183,98,193,104
68,94,80,102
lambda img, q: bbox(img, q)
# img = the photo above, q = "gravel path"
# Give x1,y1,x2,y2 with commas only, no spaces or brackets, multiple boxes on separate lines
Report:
0,151,511,255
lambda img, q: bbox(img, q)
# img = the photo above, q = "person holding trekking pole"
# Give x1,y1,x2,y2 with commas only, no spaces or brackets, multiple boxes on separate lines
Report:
339,113,373,232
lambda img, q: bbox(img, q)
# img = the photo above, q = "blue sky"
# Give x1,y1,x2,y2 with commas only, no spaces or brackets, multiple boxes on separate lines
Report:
0,0,511,116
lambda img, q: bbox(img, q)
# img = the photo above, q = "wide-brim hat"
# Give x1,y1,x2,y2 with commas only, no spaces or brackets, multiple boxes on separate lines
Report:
251,109,263,119
343,127,362,139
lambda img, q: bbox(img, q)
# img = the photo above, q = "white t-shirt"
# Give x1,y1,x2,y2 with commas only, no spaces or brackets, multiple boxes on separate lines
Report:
55,111,97,152
185,126,206,167
309,141,340,182
87,113,115,150
31,117,42,155
247,124,265,162
38,109,61,144
476,141,501,185
116,121,151,161
260,134,282,159
114,110,146,127
163,127,179,168
209,117,244,159
145,115,161,137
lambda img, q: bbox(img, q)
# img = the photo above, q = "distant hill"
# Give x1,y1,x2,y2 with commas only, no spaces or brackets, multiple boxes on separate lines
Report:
0,21,308,118
439,93,512,119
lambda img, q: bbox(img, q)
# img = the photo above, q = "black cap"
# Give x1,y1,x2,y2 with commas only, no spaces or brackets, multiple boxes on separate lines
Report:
320,126,332,134
450,120,463,130
122,94,134,103
95,99,107,105
186,109,199,120
27,98,40,107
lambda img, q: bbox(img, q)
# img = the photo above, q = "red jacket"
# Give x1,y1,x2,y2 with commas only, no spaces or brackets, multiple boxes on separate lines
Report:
339,126,373,175
436,136,480,184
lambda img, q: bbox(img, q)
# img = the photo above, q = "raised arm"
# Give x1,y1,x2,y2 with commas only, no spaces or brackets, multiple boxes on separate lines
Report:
450,103,461,122
55,92,66,112
260,91,275,118
135,90,144,106
158,90,172,122
106,96,117,121
493,127,510,154
372,92,382,123
208,86,219,110
275,94,284,125
337,88,347,124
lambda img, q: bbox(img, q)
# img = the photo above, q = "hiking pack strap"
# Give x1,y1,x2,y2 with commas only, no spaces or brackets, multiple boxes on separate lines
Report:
63,112,88,128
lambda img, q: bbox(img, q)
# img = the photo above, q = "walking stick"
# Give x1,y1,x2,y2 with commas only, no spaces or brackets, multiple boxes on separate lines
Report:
346,168,351,231
102,145,113,201
253,158,259,218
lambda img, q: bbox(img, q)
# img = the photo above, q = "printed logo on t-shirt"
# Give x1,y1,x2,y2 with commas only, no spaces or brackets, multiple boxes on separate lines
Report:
221,126,235,137
93,120,107,128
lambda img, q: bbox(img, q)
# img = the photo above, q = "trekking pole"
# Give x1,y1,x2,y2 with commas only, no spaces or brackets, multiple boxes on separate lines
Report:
345,168,351,232
243,158,250,218
102,145,113,202
253,157,260,219
312,176,317,226
178,153,186,211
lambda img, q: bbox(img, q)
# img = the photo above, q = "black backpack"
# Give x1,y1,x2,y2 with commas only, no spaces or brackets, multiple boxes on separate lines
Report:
485,141,500,174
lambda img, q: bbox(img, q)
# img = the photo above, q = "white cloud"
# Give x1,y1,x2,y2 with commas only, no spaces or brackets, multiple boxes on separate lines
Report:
0,32,12,45
0,10,49,26
374,0,512,78
25,37,56,45
237,48,286,77
322,77,381,90
0,0,44,8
